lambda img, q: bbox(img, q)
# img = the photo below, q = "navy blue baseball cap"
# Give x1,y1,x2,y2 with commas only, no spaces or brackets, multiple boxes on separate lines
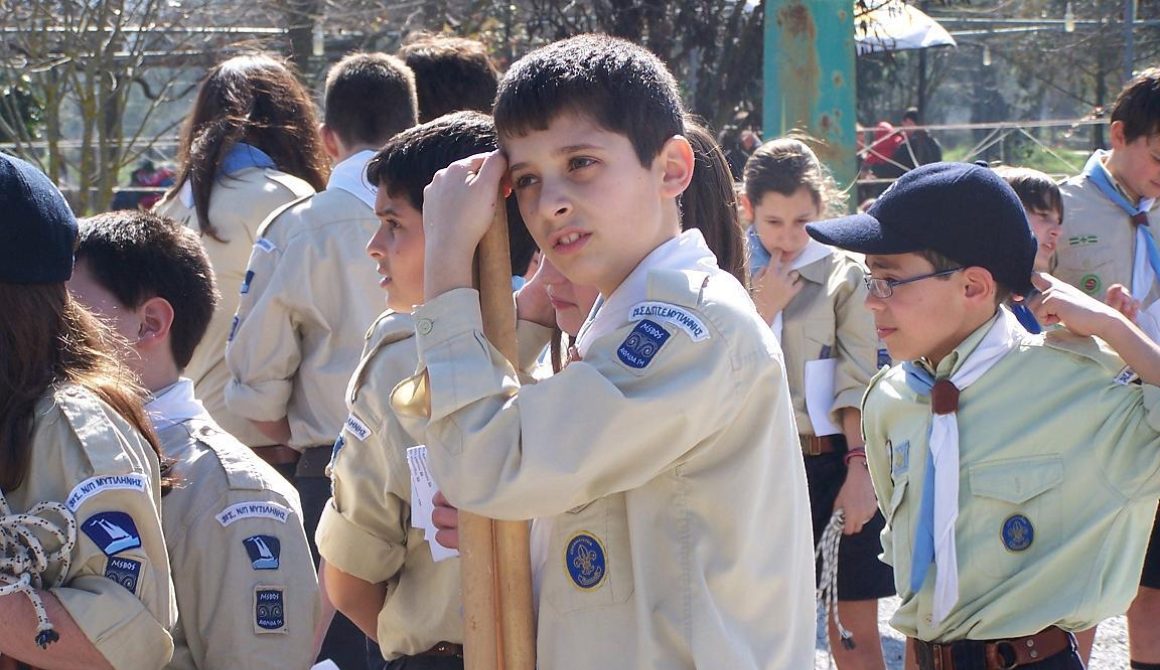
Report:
0,153,77,284
807,162,1037,295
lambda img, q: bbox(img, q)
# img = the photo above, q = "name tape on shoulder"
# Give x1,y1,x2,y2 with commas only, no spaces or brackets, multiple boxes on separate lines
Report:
217,501,292,527
344,413,372,441
255,238,277,254
67,473,148,512
629,301,710,342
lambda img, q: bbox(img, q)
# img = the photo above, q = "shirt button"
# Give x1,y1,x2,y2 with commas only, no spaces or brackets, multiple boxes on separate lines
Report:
417,318,434,335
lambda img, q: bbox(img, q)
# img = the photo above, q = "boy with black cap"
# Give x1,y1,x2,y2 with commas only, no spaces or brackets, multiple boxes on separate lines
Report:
808,161,1160,670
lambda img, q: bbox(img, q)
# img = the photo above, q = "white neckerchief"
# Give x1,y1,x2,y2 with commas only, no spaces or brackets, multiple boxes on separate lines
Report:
327,149,378,210
769,239,834,341
145,378,211,432
928,308,1021,624
574,229,718,358
1132,224,1159,301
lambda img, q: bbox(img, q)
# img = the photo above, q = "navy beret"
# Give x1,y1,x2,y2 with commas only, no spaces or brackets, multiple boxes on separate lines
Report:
0,153,78,284
807,162,1037,295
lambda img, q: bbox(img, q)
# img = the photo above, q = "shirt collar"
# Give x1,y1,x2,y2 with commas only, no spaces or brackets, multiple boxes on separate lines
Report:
326,149,378,209
916,309,1004,379
145,377,211,432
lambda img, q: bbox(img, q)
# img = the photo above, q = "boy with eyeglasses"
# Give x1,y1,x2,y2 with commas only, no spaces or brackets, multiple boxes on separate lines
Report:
808,161,1160,670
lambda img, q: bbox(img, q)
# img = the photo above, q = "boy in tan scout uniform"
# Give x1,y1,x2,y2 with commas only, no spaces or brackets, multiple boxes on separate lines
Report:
155,53,328,451
393,35,816,669
0,154,175,669
743,137,892,668
809,161,1160,670
1054,69,1160,669
315,111,536,670
70,210,320,670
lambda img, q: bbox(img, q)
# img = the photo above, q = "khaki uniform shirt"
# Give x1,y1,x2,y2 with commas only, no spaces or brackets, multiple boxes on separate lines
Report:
155,169,316,447
150,381,319,669
1055,155,1160,304
393,239,816,669
780,250,877,435
862,314,1160,641
225,156,382,449
7,384,175,669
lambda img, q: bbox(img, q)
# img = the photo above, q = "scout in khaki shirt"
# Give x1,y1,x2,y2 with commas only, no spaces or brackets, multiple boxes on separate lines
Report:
0,154,175,669
743,137,892,669
69,210,320,670
1053,69,1160,669
392,36,816,669
809,161,1160,670
316,111,536,670
155,53,328,450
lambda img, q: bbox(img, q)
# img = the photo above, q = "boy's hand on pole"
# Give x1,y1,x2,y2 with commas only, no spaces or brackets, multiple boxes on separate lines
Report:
423,150,509,262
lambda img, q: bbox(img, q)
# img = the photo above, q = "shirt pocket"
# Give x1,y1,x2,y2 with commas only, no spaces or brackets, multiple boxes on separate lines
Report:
967,455,1064,580
543,494,635,614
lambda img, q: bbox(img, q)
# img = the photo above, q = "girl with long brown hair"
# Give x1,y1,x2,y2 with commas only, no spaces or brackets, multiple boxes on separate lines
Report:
0,154,175,669
155,53,328,450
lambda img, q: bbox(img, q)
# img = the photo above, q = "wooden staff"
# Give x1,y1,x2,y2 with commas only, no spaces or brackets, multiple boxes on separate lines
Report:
461,193,536,670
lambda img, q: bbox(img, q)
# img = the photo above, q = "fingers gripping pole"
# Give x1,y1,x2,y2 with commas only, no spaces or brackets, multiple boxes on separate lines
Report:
0,492,78,649
465,192,536,670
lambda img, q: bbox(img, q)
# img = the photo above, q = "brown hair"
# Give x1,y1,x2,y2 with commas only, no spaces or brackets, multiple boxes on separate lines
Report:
323,52,418,148
683,119,747,286
169,53,329,241
399,33,499,122
993,165,1064,220
0,283,168,493
743,136,844,218
1112,67,1160,143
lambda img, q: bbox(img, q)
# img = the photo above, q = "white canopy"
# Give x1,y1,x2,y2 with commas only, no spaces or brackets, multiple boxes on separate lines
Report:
855,0,956,55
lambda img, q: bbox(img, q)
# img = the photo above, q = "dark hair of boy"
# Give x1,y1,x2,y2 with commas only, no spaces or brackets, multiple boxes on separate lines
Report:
364,110,536,276
76,211,219,370
170,53,330,241
323,52,418,148
902,107,921,124
993,165,1065,221
398,33,499,122
684,119,747,285
1111,67,1160,143
492,34,745,284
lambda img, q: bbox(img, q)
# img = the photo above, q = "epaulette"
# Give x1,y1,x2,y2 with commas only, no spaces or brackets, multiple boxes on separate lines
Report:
188,421,280,493
351,311,417,395
861,362,895,410
255,192,313,239
645,269,710,309
54,385,136,476
1042,328,1126,376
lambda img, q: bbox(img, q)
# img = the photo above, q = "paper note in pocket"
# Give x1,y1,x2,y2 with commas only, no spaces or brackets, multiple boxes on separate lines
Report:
406,445,459,562
804,358,841,437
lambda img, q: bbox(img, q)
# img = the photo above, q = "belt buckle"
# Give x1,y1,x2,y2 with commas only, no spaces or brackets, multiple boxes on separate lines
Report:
801,435,823,456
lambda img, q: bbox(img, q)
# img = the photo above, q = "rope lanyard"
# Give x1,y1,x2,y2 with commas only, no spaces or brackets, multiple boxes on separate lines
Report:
816,508,856,652
0,490,78,648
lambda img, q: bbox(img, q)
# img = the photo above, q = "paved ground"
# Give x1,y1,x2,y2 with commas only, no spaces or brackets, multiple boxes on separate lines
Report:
813,596,1128,669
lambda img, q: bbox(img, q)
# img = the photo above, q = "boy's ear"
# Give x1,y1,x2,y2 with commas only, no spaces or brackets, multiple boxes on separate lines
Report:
320,123,343,162
134,296,175,356
961,266,997,303
739,193,754,221
657,135,695,198
1109,120,1129,150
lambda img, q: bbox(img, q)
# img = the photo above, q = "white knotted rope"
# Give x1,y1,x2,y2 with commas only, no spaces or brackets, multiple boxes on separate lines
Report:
816,509,855,653
0,490,77,648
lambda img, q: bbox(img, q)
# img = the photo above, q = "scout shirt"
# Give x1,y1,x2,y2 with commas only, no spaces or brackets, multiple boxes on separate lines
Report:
147,378,319,670
316,311,553,659
1055,150,1160,305
225,151,382,449
862,310,1160,643
155,168,316,447
7,384,175,669
779,247,877,437
393,229,816,669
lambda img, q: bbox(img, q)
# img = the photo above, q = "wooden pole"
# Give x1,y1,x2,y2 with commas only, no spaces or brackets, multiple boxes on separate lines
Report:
462,196,536,670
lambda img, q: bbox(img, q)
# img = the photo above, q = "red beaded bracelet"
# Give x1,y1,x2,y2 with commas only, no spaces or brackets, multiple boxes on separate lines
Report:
843,448,867,466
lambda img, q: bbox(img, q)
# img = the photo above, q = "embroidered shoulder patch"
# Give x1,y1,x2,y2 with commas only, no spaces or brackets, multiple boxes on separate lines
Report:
564,532,607,590
240,269,255,295
344,413,371,441
1115,365,1140,385
82,512,142,556
243,535,282,570
216,501,291,527
255,238,277,254
629,301,710,342
104,557,142,593
617,319,671,369
66,473,147,513
254,586,287,633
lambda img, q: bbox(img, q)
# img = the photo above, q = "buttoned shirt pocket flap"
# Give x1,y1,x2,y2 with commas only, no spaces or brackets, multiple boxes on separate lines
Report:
969,457,1063,505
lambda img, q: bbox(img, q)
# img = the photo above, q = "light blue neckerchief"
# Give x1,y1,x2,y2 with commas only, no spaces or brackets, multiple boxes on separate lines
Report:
747,225,771,277
1083,152,1160,297
220,142,276,176
902,361,938,595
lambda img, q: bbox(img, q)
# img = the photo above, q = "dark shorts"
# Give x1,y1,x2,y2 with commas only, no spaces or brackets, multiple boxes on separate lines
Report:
805,445,896,602
1140,502,1160,589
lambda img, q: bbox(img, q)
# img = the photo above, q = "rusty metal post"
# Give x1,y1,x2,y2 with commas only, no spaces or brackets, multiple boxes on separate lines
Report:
764,0,858,208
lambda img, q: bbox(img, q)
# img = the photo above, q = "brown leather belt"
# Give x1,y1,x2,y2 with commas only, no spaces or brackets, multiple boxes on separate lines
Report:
421,641,463,658
251,445,300,467
800,434,838,456
914,627,1075,670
